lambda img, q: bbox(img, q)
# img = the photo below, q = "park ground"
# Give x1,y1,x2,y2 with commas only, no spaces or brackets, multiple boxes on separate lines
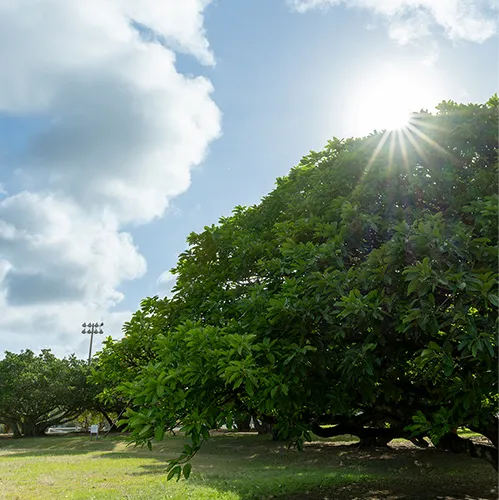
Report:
0,433,497,500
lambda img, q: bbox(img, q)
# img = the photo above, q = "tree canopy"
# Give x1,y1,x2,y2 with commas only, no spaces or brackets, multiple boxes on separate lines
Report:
97,96,498,475
0,349,95,437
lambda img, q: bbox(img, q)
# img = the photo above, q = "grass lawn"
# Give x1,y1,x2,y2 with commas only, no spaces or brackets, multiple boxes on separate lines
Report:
0,432,496,500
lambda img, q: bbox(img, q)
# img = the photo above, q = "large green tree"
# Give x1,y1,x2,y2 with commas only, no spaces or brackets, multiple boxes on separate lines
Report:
100,97,498,475
0,350,95,437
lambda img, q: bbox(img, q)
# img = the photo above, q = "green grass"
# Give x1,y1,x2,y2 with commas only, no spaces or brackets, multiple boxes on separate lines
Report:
0,433,496,499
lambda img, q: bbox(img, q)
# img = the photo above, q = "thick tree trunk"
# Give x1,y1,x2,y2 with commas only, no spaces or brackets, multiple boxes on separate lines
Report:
21,421,48,437
311,422,423,447
252,417,273,435
469,419,498,448
437,432,498,471
312,422,498,470
235,415,252,432
12,422,22,438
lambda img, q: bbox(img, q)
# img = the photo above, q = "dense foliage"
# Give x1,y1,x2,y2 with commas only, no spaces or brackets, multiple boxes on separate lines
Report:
0,349,95,437
98,96,498,475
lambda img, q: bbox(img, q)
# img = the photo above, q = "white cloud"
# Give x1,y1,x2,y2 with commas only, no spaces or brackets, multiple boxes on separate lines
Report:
157,271,177,286
288,0,340,11
0,192,146,308
156,271,178,298
0,0,221,357
0,302,133,359
0,0,221,224
287,0,499,43
0,192,146,357
120,0,215,65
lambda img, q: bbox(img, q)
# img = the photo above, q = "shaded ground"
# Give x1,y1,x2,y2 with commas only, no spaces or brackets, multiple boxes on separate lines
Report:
0,433,496,499
286,445,497,499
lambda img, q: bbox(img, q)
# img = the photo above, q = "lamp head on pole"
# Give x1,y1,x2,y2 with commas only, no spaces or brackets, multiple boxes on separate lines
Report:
81,321,104,335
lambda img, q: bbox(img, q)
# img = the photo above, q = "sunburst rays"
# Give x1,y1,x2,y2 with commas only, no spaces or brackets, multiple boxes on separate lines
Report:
358,111,453,185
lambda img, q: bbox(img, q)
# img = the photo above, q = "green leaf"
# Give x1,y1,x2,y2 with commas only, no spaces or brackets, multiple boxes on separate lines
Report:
154,426,165,442
488,294,499,307
443,360,454,377
167,465,181,482
183,462,192,479
407,280,420,295
138,424,152,437
201,426,210,441
246,380,254,396
484,339,495,358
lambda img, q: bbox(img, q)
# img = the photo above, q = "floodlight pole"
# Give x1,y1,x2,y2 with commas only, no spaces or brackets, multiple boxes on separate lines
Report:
81,322,104,364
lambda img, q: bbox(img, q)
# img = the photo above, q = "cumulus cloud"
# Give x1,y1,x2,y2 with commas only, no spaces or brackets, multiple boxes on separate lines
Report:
0,301,133,358
0,192,146,307
0,0,221,356
0,0,221,224
287,0,499,43
0,191,147,355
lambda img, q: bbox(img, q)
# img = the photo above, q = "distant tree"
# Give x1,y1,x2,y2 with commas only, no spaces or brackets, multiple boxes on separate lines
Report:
0,349,95,437
98,96,498,477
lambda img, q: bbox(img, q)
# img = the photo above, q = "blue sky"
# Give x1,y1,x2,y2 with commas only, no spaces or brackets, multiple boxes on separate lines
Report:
0,0,497,357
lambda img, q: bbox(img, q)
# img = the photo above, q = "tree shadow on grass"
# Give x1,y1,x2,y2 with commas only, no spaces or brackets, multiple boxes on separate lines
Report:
0,435,124,456
123,462,498,500
0,436,496,500
126,463,168,476
146,443,497,500
285,483,498,500
0,447,116,458
109,446,498,500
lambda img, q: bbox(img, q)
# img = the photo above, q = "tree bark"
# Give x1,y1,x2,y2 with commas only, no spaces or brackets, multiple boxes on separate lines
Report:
99,408,125,432
437,432,498,471
21,421,48,437
11,422,21,438
311,422,427,448
235,415,252,432
253,417,273,435
469,419,498,448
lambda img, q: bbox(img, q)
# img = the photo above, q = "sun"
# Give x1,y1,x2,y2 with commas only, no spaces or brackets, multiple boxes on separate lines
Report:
350,68,439,136
379,104,412,131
